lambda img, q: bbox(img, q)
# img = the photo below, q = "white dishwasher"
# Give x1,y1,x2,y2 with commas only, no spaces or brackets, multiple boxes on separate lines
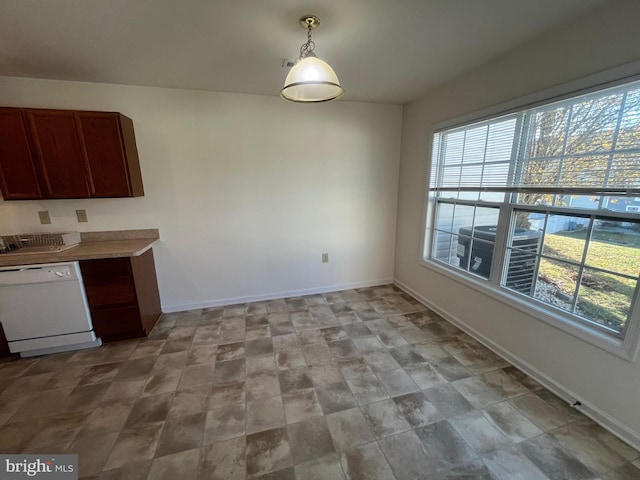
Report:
0,261,101,357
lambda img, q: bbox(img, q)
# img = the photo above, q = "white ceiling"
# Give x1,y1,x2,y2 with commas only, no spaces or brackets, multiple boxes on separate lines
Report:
0,0,608,105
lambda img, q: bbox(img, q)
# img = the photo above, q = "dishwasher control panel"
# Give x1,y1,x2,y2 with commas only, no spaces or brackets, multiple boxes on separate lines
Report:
0,262,80,285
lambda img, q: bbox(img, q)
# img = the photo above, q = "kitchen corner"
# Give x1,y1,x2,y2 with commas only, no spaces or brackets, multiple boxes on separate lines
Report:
0,229,162,357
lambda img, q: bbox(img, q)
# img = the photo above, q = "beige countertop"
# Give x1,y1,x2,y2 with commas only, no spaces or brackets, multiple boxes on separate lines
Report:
0,229,159,267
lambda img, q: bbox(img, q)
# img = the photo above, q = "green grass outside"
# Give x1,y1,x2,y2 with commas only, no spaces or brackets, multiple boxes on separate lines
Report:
538,229,639,331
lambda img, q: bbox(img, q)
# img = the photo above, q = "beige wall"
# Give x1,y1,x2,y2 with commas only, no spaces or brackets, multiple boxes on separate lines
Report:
0,78,402,311
394,0,640,446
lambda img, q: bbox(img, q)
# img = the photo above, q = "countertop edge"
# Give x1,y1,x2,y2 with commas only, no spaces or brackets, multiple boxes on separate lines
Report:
80,228,160,242
0,237,159,267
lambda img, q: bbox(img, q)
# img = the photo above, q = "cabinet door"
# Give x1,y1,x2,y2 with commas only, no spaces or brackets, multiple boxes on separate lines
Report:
25,109,91,198
76,112,132,197
0,108,43,199
80,257,143,342
130,249,161,334
80,257,137,308
79,252,160,343
90,306,145,341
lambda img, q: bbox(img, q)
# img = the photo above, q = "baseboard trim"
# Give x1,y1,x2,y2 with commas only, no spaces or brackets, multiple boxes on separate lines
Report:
162,278,394,313
393,278,640,452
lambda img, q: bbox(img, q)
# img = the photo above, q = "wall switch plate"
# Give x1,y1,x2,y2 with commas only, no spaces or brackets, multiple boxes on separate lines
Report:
76,209,88,223
38,211,51,224
322,253,329,263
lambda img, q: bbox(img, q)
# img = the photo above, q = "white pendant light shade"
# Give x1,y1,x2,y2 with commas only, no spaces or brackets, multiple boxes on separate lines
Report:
281,56,344,103
281,15,344,103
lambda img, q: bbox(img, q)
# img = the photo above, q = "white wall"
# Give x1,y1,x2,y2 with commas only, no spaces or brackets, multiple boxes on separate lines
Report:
395,0,640,446
0,78,402,311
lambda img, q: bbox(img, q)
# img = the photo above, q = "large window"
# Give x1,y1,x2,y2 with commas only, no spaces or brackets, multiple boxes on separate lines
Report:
426,79,640,344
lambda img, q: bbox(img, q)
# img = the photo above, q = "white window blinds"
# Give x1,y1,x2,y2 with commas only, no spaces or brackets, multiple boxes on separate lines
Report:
430,81,640,196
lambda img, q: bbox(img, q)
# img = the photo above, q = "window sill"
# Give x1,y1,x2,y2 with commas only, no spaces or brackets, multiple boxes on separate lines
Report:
419,258,640,362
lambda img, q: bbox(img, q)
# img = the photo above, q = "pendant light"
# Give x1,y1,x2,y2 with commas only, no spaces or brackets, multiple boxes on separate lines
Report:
281,15,344,103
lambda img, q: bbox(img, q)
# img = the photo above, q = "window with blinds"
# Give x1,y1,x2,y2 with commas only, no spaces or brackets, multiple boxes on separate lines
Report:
427,79,640,340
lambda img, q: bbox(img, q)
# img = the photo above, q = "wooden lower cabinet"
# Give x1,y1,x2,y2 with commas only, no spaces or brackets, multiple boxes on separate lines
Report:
80,249,161,342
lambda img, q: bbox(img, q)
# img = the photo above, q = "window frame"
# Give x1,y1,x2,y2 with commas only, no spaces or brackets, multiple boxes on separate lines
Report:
420,62,640,362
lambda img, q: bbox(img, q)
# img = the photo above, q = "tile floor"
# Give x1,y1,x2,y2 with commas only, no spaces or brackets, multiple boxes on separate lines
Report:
0,285,639,479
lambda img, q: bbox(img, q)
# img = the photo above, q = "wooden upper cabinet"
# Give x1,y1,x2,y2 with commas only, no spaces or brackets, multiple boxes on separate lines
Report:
0,107,144,201
25,109,91,198
0,108,43,200
76,112,144,197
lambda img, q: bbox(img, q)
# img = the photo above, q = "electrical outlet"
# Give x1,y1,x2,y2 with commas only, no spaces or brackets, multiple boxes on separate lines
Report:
38,211,51,224
322,253,329,263
76,209,88,223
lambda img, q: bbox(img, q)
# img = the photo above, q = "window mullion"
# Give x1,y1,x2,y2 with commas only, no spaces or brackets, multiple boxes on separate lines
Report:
571,216,596,312
553,105,573,206
510,202,640,220
459,130,467,195
429,135,447,259
620,273,640,339
510,113,529,203
490,204,513,285
491,114,526,285
529,212,549,296
438,134,447,188
600,92,628,211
